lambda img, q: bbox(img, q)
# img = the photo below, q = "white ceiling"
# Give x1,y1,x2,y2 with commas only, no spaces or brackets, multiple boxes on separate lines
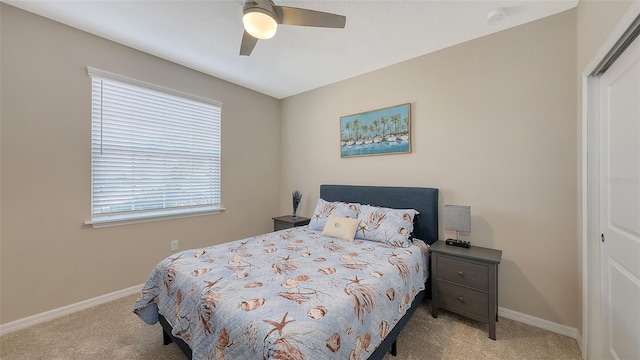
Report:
5,0,578,99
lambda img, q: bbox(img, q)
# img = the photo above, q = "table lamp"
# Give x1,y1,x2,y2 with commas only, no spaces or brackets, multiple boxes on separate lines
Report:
444,205,471,242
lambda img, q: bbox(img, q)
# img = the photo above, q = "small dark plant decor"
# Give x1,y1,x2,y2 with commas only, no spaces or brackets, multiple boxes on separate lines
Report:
292,191,302,218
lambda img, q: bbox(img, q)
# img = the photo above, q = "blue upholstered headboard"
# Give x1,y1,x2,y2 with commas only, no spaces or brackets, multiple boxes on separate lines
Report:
320,185,439,245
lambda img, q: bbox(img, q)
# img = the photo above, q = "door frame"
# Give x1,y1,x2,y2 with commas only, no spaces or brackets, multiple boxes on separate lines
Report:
582,2,640,359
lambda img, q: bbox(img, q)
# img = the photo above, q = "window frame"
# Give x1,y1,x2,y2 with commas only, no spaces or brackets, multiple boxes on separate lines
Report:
84,67,224,228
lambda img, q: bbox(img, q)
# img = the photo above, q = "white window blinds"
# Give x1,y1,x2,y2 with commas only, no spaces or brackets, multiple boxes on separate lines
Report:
88,68,222,226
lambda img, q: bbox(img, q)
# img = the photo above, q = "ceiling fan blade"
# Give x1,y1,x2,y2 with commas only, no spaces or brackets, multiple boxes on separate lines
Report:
276,6,346,28
240,30,259,56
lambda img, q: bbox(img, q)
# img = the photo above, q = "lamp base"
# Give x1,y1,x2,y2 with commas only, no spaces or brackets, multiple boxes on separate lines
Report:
445,239,471,248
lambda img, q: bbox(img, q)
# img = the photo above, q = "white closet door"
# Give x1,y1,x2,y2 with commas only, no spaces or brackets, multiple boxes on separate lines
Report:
599,32,640,360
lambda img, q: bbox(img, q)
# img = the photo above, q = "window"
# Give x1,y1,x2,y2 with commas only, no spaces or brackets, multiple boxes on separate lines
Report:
86,67,223,228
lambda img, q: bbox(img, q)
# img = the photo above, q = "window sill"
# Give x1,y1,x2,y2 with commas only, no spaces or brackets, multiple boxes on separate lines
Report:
84,206,225,228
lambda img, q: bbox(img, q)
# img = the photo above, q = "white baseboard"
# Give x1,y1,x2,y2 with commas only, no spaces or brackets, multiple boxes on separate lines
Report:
0,284,143,336
499,306,580,341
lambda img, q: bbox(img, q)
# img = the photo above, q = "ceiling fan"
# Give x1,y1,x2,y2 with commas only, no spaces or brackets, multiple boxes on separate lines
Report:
240,0,347,56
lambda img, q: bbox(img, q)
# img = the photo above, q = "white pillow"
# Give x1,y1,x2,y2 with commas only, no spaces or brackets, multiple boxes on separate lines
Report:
321,215,360,242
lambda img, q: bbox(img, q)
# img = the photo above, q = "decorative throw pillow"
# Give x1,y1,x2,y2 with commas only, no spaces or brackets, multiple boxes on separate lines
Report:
321,215,360,242
308,198,360,231
355,204,419,247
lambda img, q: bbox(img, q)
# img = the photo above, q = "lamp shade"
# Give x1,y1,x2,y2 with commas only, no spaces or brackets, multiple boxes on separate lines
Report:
444,205,471,232
243,10,278,39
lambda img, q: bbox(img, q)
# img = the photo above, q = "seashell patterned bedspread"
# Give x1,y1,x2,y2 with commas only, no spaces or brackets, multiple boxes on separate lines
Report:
134,226,429,360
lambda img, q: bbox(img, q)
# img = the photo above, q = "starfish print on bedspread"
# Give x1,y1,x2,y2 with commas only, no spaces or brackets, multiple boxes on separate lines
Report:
263,312,306,360
343,275,376,322
272,255,298,275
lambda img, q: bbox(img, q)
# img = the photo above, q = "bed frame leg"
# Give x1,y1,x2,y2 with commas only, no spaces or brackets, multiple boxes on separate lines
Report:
163,329,173,345
390,339,397,356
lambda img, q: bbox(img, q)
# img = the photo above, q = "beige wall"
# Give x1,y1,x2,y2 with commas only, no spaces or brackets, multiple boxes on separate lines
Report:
577,0,635,72
2,0,634,334
281,11,579,327
0,4,281,324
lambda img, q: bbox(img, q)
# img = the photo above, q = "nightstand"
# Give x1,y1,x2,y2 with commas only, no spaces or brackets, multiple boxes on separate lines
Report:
272,215,310,231
430,240,502,340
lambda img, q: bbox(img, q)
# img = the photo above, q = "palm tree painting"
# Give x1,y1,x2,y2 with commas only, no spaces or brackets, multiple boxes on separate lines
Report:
340,103,410,157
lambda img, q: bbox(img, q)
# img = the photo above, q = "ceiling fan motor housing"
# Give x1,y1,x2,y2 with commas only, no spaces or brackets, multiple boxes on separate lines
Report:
243,0,281,23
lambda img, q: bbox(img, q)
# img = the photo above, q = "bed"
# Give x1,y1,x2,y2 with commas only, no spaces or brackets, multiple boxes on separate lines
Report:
134,184,439,360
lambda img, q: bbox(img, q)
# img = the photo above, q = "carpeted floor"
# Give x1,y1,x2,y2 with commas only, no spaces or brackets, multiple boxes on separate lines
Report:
0,294,581,360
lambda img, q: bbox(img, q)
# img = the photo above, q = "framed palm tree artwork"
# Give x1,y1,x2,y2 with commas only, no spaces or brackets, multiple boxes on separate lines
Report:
340,103,411,158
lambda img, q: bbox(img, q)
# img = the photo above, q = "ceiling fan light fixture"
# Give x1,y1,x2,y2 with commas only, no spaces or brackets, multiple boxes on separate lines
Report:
243,10,278,40
238,0,346,56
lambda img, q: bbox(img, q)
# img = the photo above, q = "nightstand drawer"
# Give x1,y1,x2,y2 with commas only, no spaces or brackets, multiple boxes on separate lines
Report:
273,216,311,232
437,281,489,319
274,221,292,231
437,256,489,291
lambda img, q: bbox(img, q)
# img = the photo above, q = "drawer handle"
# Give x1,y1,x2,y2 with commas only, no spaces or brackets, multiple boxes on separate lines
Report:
458,270,464,276
458,296,464,302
